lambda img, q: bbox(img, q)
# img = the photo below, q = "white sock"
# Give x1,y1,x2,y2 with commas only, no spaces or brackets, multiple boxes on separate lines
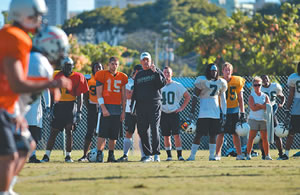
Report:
285,150,290,156
66,152,71,157
9,176,17,192
190,144,199,157
139,139,145,157
209,144,216,158
176,147,182,151
165,146,172,151
31,150,36,156
45,150,51,157
123,138,132,156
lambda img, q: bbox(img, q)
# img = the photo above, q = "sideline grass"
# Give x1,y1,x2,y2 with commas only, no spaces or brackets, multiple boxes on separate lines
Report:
16,150,300,195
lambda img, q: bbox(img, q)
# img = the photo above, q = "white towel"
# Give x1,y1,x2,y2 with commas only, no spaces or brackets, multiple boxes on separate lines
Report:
266,104,274,144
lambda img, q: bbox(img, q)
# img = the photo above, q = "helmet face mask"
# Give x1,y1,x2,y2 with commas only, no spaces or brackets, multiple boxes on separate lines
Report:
275,123,289,138
62,57,74,76
181,121,196,134
235,122,250,137
9,0,47,31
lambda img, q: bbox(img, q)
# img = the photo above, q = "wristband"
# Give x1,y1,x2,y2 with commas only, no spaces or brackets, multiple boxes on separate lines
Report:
98,97,104,105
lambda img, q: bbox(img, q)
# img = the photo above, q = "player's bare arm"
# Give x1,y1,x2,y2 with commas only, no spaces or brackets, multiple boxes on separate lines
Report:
190,87,201,117
3,57,72,93
96,85,110,117
286,86,295,110
176,91,191,113
121,85,126,121
237,91,245,113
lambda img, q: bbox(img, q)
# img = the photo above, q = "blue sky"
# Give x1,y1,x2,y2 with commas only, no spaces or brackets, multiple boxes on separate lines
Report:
0,0,94,12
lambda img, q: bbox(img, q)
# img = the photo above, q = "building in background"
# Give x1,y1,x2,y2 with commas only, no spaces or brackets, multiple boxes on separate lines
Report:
45,0,68,26
95,0,156,9
0,12,4,29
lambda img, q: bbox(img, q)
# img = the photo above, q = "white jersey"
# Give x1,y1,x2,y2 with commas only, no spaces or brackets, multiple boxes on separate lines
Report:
249,91,267,121
161,81,187,113
125,78,134,113
261,83,283,106
194,76,227,119
20,52,53,118
288,73,300,115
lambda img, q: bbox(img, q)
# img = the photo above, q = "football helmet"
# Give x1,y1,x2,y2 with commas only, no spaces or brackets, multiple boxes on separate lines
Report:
248,131,260,144
33,26,69,64
275,123,289,138
87,148,97,162
8,0,47,30
235,122,250,137
181,121,196,134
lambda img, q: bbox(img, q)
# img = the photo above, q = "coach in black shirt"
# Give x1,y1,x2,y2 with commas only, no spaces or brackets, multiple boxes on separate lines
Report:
132,52,166,162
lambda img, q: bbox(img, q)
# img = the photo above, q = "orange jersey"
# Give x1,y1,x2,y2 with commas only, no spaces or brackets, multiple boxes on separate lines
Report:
88,75,97,104
0,25,32,113
94,70,128,105
224,76,245,108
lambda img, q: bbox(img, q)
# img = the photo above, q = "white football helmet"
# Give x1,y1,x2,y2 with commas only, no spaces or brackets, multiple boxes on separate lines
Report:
33,26,69,64
235,122,250,137
8,0,47,30
248,131,260,144
181,121,196,134
275,123,289,138
87,148,97,162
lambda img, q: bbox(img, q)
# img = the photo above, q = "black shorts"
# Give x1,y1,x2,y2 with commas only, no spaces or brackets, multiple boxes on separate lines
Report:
124,113,137,134
86,103,98,140
51,101,77,130
0,110,17,155
98,115,122,140
290,115,300,134
160,112,180,136
196,118,221,136
28,126,41,142
221,113,239,134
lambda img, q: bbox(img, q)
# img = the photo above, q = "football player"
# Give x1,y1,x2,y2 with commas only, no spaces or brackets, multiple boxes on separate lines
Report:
260,75,285,160
117,64,145,162
187,64,227,161
78,62,103,162
0,0,71,194
160,66,190,161
25,26,69,163
280,62,300,160
215,62,246,160
95,57,128,163
41,57,88,163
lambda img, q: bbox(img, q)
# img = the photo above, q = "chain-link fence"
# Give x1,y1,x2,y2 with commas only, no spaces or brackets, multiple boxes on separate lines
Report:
37,76,300,155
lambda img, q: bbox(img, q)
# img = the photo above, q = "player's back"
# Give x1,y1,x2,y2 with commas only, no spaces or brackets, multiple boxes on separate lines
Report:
288,73,300,115
0,25,32,114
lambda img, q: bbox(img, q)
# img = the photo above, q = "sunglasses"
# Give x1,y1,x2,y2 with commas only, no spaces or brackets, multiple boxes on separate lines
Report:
253,84,261,87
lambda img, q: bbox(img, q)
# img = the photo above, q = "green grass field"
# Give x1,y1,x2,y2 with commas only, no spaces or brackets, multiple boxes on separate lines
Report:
16,150,300,195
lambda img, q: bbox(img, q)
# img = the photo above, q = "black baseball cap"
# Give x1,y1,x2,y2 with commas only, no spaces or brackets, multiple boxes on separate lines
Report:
134,64,143,71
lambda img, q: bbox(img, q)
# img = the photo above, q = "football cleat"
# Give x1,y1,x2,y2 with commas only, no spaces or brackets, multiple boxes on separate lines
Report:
236,155,245,160
154,155,160,162
28,155,41,163
40,154,49,163
214,155,221,161
278,154,289,160
264,155,273,160
140,156,147,162
142,156,153,163
65,155,73,163
117,155,128,162
96,151,104,163
107,155,118,163
166,157,172,161
186,155,195,161
246,154,252,160
78,156,88,162
178,156,185,161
